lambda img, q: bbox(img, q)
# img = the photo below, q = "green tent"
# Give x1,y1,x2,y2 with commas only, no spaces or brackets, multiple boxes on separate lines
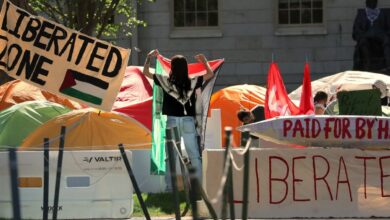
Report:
0,101,71,149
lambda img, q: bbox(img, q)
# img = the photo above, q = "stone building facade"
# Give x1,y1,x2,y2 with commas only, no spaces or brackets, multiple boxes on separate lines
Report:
128,0,390,91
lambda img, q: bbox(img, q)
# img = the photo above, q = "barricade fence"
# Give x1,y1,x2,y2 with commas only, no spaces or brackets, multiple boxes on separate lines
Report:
2,125,253,220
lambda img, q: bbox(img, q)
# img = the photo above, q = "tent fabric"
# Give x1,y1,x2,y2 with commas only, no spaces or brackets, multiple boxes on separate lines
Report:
209,84,266,147
289,70,390,104
0,80,85,111
112,66,154,131
0,101,71,148
112,66,153,109
114,97,152,131
20,108,151,150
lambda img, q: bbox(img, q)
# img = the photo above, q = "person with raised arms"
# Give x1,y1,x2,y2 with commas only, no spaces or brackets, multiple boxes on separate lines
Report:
143,49,214,187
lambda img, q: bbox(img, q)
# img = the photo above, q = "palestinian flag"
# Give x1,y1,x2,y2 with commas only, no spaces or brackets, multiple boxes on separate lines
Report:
150,55,224,175
59,69,109,105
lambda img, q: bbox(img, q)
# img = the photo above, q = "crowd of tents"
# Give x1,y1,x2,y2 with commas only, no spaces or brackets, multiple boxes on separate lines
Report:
0,67,389,150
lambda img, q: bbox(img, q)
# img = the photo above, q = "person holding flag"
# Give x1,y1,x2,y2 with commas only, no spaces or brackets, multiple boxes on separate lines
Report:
143,49,214,185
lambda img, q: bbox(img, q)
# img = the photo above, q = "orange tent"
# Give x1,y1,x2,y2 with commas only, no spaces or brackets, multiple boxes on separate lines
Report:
20,109,151,150
209,84,266,147
0,80,85,111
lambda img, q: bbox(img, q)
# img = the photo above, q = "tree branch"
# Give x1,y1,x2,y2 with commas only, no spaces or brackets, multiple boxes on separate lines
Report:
55,0,66,23
10,0,35,14
96,0,120,38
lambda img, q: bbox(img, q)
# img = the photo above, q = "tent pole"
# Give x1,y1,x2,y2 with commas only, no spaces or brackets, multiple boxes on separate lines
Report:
9,148,21,220
53,126,66,220
43,138,50,220
118,144,151,220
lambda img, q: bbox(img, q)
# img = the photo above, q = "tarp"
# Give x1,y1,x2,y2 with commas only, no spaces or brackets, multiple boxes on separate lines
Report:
0,0,130,110
20,109,151,150
0,80,85,111
0,101,71,148
209,84,266,147
151,55,224,174
113,66,154,131
289,70,390,104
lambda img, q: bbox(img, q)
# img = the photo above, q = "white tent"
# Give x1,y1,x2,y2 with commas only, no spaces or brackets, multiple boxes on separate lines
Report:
289,70,390,103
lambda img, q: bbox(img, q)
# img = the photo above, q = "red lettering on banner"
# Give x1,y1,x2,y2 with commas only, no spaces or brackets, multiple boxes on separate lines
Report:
255,158,260,203
355,156,376,199
378,119,389,139
269,156,289,204
304,118,310,138
342,118,352,139
283,119,293,137
356,118,366,139
293,156,310,202
292,120,304,138
312,118,321,138
334,118,341,138
312,155,333,200
336,156,352,201
379,156,390,197
324,118,335,139
366,119,375,139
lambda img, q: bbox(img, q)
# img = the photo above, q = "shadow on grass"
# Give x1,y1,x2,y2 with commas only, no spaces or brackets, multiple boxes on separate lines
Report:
133,191,189,217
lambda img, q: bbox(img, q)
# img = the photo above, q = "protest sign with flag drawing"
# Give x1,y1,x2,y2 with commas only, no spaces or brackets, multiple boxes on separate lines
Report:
59,69,109,105
0,0,130,111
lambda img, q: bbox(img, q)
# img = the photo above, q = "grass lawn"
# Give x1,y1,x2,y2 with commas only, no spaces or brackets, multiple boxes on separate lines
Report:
132,191,191,217
0,192,191,219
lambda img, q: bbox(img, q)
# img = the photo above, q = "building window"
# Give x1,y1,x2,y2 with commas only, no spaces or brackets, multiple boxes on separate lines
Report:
278,0,323,25
275,0,326,36
173,0,218,27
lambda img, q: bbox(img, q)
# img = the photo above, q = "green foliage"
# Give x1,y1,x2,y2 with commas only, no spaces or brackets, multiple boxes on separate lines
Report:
27,0,151,39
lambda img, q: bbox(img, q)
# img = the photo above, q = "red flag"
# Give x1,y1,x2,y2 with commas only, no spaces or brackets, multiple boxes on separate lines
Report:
265,63,300,119
299,63,314,114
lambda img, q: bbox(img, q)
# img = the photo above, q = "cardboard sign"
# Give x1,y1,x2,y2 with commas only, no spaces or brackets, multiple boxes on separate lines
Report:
240,115,390,148
203,148,390,218
0,0,130,110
